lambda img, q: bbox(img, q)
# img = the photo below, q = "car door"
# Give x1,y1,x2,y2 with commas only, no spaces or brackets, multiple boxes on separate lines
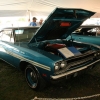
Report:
0,29,15,64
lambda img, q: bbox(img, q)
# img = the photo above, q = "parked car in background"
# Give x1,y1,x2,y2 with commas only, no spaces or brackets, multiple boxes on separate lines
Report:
0,8,100,90
67,25,100,45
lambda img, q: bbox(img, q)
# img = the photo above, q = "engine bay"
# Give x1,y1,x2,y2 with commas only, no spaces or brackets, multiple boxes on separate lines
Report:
37,39,94,58
45,43,81,58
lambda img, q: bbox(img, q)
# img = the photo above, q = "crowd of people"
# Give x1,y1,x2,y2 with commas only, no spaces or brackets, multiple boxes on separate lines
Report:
29,17,44,27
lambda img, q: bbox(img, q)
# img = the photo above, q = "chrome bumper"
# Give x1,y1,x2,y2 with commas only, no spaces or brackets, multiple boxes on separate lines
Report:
51,59,100,80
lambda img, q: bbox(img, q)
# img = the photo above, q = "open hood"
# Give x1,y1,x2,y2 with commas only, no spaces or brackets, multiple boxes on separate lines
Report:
29,8,95,43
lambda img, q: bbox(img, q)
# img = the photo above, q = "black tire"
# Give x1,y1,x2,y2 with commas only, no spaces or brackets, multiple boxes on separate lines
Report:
25,64,47,90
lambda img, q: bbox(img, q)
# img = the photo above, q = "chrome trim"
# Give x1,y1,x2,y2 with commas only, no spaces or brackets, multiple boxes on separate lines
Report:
51,59,100,79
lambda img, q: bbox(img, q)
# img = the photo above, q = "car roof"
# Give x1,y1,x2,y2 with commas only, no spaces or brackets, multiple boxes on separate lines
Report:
80,25,100,28
2,26,39,30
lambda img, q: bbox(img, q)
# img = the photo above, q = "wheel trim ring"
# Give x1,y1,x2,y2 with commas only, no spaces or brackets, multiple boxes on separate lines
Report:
26,68,38,88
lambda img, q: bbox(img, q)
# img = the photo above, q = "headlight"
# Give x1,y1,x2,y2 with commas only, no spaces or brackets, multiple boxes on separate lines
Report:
94,51,100,59
60,61,67,68
54,63,60,71
98,52,100,55
54,61,67,71
94,53,97,57
96,52,100,59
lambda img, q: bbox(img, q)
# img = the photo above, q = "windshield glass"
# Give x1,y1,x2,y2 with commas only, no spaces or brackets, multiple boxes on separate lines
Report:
15,28,39,42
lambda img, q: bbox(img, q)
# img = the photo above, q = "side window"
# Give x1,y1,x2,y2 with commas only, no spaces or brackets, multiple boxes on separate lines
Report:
0,30,14,43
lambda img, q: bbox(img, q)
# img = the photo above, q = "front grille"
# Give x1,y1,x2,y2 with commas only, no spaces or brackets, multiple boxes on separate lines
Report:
66,56,94,70
55,51,95,75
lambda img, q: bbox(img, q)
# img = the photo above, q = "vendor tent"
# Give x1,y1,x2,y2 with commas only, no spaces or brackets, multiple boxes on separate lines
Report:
0,0,100,17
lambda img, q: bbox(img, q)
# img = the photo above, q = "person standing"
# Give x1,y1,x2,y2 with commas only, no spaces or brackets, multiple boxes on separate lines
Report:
39,18,43,26
29,17,37,26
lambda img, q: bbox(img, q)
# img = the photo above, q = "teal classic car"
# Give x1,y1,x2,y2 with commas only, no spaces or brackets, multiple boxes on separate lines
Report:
1,8,100,90
67,25,100,46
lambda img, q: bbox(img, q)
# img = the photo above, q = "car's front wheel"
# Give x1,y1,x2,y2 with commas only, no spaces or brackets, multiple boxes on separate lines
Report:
25,64,46,90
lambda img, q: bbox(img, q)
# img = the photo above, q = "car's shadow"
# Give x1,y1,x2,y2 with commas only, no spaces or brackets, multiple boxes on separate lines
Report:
40,70,100,98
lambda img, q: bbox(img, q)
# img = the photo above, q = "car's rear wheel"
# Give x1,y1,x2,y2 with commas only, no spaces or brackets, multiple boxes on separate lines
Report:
25,64,46,90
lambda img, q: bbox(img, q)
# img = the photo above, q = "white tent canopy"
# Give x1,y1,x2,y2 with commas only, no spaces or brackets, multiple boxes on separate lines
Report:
0,0,100,17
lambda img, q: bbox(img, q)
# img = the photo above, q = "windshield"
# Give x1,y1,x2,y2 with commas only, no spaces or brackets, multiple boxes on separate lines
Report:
15,28,39,42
